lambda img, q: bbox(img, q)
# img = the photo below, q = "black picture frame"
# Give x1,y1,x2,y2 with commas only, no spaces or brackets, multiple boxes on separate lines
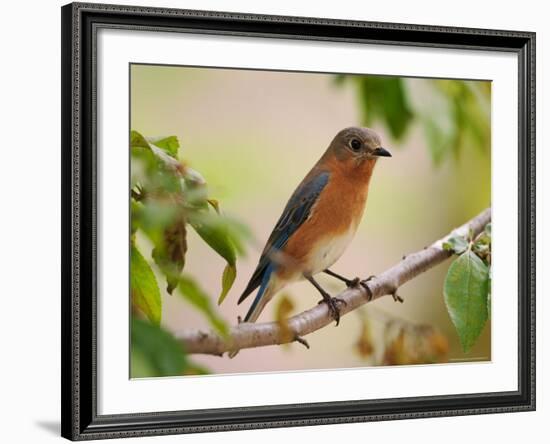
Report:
61,2,536,440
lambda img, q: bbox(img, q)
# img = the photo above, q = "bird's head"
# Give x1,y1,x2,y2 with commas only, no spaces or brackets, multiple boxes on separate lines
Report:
323,127,391,176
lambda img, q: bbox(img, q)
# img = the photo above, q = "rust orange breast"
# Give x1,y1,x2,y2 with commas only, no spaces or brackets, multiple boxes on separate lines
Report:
278,157,376,279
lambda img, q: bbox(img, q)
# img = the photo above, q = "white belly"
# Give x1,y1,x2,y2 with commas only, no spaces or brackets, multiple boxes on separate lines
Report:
307,227,356,275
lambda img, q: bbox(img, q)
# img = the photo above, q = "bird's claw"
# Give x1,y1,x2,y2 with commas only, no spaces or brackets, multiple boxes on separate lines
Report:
318,297,347,326
391,290,404,303
359,275,376,301
294,335,310,349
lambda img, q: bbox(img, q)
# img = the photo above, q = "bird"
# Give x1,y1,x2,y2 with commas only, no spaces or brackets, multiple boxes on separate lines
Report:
233,126,390,354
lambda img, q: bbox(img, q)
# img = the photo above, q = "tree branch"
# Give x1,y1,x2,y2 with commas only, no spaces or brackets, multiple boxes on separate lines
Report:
175,208,491,356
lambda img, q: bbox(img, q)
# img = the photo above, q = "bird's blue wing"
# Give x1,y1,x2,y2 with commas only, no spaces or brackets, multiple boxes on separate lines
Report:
238,171,330,304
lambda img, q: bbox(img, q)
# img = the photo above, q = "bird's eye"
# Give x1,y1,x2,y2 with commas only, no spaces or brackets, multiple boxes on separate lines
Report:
349,138,362,152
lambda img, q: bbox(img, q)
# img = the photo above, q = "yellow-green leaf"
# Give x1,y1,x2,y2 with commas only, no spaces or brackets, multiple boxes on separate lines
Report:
218,263,236,305
274,294,295,345
130,244,162,325
444,250,489,352
207,198,220,214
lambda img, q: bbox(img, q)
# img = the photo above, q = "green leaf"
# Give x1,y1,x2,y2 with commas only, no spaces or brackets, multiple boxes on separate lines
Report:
191,221,237,265
130,130,182,194
130,318,186,377
189,212,237,265
218,263,236,305
130,130,150,149
147,135,180,158
189,212,248,302
357,77,414,140
444,250,489,352
485,222,492,237
152,215,188,294
130,244,162,325
190,211,250,257
178,275,228,337
131,130,180,159
442,235,469,255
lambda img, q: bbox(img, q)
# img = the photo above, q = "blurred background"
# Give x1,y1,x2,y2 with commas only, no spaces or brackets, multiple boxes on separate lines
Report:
130,64,491,376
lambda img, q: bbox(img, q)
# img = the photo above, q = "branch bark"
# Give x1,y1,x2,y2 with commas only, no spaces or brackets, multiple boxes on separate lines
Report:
175,208,491,356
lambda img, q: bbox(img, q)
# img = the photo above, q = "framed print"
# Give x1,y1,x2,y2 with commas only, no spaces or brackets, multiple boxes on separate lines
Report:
61,2,536,440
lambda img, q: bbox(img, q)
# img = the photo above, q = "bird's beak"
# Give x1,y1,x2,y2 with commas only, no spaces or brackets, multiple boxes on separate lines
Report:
372,147,392,157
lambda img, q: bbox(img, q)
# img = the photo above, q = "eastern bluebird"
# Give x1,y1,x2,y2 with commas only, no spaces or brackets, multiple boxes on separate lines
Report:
238,126,391,330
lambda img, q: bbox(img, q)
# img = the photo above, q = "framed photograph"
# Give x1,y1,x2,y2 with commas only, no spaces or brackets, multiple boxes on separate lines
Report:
61,2,536,440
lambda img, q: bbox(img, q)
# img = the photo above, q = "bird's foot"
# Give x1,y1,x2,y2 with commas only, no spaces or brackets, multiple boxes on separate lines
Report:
307,274,346,325
317,295,347,326
294,335,310,349
359,275,376,301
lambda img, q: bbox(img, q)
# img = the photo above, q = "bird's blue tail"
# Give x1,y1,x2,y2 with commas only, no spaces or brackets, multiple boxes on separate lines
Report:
243,264,274,323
